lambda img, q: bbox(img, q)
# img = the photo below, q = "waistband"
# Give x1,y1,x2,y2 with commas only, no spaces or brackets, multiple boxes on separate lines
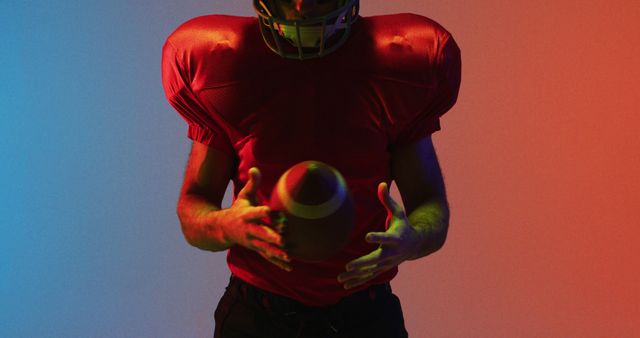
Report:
227,274,392,317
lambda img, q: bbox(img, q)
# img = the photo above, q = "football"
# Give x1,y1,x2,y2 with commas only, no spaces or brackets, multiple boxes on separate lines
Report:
269,160,355,262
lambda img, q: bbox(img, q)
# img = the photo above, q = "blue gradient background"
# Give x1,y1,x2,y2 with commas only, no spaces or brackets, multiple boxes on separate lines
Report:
1,2,243,336
3,1,639,337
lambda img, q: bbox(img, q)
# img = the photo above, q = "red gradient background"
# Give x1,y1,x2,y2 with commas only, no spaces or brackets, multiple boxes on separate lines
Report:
207,1,640,336
368,1,640,336
183,0,640,336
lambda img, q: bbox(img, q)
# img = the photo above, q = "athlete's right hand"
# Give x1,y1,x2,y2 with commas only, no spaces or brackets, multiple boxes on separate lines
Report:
217,167,292,272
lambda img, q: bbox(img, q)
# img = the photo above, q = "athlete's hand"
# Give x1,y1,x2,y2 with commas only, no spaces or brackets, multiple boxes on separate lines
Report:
337,182,423,289
218,167,292,272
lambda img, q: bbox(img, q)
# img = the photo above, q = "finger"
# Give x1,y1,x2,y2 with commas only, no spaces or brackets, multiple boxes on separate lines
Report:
250,238,291,263
238,167,261,202
346,254,395,274
343,261,398,289
344,248,383,272
338,259,398,283
243,205,272,223
366,232,400,245
338,265,377,283
340,270,374,286
260,252,293,272
248,224,285,248
339,261,395,286
342,270,380,290
377,182,404,216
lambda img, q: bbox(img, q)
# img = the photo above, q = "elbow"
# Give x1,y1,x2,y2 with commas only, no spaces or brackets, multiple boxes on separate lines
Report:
178,219,207,250
174,193,229,252
421,224,447,258
435,209,450,250
434,223,449,252
178,219,196,247
428,211,449,254
175,200,199,248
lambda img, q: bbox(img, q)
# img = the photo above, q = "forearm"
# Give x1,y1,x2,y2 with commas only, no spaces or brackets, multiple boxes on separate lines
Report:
176,193,233,252
406,199,450,260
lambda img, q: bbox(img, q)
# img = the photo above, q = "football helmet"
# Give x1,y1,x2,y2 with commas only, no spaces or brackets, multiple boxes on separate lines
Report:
253,0,360,60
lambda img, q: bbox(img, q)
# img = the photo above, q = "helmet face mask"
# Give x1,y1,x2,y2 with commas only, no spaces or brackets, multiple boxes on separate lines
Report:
253,0,360,60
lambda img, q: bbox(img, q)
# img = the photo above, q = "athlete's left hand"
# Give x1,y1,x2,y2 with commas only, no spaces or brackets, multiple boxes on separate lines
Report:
337,182,425,290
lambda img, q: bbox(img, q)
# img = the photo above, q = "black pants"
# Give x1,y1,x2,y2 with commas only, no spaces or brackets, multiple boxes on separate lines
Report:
214,274,409,338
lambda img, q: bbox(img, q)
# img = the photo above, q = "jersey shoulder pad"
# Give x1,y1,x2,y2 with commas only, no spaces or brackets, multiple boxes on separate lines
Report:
367,13,454,64
165,15,254,53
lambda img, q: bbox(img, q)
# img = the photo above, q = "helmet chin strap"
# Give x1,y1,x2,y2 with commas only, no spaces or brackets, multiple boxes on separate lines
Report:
258,0,282,30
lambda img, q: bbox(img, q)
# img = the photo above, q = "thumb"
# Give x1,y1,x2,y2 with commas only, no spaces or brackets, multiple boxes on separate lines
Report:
377,182,403,216
366,232,399,245
238,167,261,203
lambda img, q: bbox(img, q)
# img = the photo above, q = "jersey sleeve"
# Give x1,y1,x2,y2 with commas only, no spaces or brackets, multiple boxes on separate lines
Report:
393,33,462,145
161,39,234,155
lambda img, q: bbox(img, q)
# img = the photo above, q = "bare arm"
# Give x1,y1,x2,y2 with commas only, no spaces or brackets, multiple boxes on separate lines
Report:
175,141,292,270
336,135,451,288
176,141,235,252
392,135,450,258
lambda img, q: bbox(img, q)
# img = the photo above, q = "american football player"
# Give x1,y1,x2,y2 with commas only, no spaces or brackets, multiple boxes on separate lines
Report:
162,0,461,336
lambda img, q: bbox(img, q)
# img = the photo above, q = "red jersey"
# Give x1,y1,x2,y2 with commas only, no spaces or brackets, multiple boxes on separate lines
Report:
162,13,461,306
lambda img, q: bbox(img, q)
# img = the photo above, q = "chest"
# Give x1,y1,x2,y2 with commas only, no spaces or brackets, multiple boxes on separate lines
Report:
196,70,390,170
